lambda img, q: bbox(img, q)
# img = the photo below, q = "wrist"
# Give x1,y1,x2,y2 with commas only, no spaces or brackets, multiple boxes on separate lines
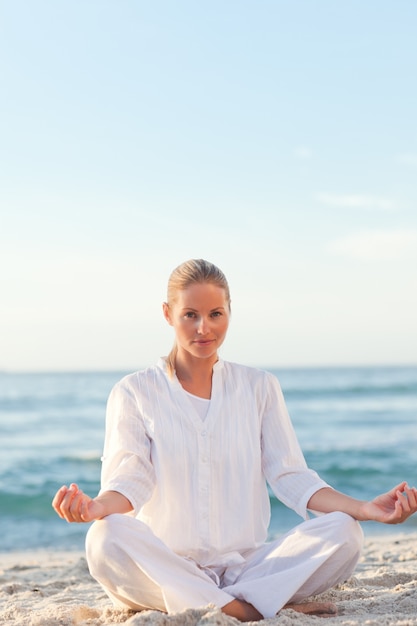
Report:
355,500,369,522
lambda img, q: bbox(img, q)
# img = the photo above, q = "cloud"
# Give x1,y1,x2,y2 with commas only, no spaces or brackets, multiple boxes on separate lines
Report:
318,193,395,211
327,229,417,261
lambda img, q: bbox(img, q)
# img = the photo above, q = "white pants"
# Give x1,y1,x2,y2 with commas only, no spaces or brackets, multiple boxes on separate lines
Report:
85,511,363,619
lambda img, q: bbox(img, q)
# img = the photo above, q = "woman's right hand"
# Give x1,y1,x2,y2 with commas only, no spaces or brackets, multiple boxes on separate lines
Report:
52,483,105,523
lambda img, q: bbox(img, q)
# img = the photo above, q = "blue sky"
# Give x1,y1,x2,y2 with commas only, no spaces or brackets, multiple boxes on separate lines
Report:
1,0,416,371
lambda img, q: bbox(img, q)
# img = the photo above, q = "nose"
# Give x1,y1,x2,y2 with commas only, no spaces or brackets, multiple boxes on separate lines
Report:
196,316,209,334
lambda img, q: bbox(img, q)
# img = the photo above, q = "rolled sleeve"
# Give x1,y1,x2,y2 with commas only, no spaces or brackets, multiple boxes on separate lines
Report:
100,379,156,515
261,373,331,519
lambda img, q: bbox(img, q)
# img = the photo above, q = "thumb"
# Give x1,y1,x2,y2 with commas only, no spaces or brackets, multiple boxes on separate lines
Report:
386,482,407,497
80,496,91,521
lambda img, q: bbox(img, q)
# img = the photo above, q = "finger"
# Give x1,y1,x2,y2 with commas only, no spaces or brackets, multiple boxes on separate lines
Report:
60,484,80,522
390,497,405,523
390,481,408,497
52,485,70,518
404,486,417,510
68,491,86,522
396,489,411,513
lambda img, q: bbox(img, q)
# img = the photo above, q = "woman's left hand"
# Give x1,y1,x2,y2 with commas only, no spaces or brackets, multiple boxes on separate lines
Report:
361,482,417,524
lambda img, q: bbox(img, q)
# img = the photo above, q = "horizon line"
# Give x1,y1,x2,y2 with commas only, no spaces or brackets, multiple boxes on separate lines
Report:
1,362,417,375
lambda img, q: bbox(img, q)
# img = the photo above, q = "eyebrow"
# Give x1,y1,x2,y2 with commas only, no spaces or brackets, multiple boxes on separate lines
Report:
181,306,225,312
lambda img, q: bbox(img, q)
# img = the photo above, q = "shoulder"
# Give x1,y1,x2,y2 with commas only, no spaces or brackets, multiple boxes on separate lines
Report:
221,360,280,390
109,360,169,397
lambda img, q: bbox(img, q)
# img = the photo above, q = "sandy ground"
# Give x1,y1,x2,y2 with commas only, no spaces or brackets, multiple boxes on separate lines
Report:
1,533,416,625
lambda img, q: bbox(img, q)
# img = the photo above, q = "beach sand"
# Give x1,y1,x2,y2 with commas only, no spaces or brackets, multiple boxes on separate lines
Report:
1,533,416,625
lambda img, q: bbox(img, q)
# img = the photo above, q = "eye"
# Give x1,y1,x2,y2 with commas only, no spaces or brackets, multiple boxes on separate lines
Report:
184,311,196,318
210,311,222,318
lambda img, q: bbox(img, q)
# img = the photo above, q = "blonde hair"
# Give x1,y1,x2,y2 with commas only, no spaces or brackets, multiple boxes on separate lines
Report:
165,259,231,377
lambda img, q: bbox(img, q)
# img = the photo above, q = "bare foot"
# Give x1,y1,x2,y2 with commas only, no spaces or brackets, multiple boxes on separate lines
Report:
222,598,263,622
284,601,338,617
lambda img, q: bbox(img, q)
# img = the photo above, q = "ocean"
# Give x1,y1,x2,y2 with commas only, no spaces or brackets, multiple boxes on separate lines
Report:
0,365,416,552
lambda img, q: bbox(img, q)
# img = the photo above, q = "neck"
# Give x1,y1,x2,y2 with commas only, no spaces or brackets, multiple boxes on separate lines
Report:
176,356,217,380
174,352,218,399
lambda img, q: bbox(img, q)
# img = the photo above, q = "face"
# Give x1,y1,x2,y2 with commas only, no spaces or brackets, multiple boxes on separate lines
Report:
163,282,230,364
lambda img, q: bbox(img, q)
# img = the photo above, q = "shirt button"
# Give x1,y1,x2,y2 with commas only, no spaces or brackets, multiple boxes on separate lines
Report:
201,430,207,437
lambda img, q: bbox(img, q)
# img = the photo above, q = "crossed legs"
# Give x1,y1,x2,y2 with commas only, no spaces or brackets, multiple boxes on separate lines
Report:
86,511,363,621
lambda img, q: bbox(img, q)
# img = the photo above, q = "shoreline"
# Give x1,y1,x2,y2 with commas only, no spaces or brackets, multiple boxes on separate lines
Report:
1,532,417,625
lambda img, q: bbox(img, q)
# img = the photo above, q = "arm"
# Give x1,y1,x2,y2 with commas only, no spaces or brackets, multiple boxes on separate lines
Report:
52,483,133,523
53,377,155,523
260,373,330,518
308,482,417,524
52,372,154,522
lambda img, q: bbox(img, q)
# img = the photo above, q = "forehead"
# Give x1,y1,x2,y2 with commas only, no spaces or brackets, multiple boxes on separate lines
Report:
175,283,228,308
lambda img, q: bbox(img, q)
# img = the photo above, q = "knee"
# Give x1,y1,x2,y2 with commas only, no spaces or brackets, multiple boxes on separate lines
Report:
86,517,109,552
85,516,120,580
328,511,364,556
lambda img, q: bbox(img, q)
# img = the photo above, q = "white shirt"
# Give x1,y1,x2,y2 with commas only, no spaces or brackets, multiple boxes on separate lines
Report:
100,358,329,569
184,390,210,421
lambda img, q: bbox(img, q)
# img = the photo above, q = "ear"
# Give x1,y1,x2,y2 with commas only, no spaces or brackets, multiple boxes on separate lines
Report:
162,302,173,325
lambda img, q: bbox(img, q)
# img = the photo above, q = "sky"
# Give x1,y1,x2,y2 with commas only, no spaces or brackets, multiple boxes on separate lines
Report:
1,0,416,372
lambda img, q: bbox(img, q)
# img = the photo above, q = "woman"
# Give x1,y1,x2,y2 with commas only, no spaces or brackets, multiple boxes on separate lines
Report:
53,258,417,622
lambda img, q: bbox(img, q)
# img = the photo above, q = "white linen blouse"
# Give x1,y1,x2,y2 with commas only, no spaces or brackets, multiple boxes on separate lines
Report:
100,358,329,570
